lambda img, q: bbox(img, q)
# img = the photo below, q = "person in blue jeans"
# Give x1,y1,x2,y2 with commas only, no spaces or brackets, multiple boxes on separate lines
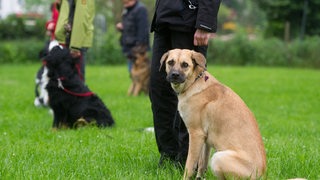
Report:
149,0,221,167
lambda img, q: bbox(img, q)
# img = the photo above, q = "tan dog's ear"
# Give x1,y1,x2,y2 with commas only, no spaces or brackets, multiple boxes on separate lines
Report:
191,51,207,70
159,51,169,71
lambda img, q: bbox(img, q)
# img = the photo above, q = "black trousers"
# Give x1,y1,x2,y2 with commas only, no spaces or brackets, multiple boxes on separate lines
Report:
149,29,207,162
79,48,87,81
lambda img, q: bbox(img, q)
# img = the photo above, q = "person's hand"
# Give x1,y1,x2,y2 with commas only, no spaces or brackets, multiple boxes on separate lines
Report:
70,49,81,58
193,29,216,46
116,22,123,31
64,23,72,33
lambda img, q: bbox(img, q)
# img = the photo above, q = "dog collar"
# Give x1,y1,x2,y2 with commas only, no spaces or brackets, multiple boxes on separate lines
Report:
194,70,207,82
57,78,94,97
194,69,209,82
178,70,208,95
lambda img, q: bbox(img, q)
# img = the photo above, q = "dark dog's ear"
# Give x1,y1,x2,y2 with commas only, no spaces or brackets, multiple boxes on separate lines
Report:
191,51,207,70
159,51,169,71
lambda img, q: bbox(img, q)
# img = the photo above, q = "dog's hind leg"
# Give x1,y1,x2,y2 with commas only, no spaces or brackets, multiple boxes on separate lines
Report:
196,143,211,179
210,150,256,180
104,108,114,126
73,118,89,128
95,111,114,127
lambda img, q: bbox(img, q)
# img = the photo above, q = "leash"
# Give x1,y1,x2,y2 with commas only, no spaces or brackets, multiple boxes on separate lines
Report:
57,78,94,97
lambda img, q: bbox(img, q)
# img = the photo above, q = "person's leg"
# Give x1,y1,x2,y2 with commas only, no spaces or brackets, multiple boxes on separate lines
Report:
170,30,208,164
150,31,180,164
128,58,133,73
150,29,208,167
79,48,87,81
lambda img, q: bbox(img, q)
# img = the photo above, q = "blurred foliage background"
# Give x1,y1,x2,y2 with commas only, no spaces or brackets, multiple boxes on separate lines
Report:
0,0,319,68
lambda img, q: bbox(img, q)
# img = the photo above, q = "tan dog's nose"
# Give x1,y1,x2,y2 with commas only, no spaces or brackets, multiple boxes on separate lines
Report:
170,71,180,79
167,70,185,84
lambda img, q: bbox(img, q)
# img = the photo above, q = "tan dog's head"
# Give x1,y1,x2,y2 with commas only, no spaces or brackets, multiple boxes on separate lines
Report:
160,49,206,93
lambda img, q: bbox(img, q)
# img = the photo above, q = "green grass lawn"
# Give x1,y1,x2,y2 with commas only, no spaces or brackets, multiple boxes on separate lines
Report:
0,64,319,179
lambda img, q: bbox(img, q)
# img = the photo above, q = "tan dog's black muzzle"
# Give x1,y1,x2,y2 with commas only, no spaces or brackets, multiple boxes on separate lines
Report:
167,69,185,84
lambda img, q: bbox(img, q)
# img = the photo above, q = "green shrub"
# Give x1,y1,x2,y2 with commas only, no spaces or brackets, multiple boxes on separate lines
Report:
208,33,320,68
288,36,320,68
209,34,260,66
0,27,125,65
0,31,319,69
0,14,46,40
250,38,288,66
87,26,126,65
0,39,44,64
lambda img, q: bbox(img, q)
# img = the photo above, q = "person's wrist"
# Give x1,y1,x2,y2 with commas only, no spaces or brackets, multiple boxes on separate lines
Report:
70,48,81,58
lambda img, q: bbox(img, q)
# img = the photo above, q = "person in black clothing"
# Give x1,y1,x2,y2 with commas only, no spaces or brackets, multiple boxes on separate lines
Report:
116,0,150,73
149,0,221,167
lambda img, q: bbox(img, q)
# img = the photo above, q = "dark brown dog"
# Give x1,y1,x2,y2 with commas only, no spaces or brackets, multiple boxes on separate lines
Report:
127,46,150,96
160,49,266,180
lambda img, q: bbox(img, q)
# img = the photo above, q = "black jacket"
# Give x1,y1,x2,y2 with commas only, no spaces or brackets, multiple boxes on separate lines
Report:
120,1,150,55
151,0,221,33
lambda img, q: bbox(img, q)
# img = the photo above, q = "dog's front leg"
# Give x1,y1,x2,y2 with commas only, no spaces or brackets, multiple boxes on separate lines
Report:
52,108,67,129
52,114,60,129
184,130,206,180
196,143,210,179
127,83,135,96
132,83,142,96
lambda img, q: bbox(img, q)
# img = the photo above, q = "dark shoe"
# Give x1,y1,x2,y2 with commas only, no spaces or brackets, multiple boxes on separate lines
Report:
158,153,184,169
176,152,187,167
158,153,175,167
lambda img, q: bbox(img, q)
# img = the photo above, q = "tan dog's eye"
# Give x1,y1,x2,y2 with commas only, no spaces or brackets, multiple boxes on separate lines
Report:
168,59,175,66
181,62,189,68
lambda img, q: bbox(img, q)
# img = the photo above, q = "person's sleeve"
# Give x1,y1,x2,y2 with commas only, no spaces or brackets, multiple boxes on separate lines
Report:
195,0,221,32
54,0,69,45
70,0,95,49
135,7,149,46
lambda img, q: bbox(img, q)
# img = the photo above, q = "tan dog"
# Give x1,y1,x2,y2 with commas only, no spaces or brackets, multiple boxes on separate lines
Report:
128,46,150,96
160,49,266,180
